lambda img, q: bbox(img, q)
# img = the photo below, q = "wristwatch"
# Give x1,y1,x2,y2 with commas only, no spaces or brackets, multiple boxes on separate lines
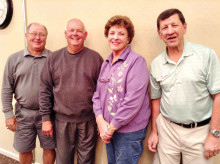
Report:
209,129,220,137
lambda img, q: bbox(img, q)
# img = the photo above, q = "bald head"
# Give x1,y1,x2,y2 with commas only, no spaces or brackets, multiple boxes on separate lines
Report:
65,19,87,33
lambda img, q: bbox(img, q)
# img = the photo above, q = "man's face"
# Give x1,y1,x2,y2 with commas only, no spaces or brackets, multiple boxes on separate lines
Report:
158,14,187,49
65,20,87,50
25,24,47,53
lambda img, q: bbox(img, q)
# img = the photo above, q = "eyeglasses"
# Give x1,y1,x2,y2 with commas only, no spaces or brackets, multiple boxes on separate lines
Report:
27,33,46,38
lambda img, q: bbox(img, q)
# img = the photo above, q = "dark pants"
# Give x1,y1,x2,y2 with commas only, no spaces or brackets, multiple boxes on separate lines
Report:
106,127,147,164
55,119,97,164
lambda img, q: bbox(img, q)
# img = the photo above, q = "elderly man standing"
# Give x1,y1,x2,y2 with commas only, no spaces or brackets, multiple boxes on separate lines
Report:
148,8,220,164
1,23,56,164
39,19,103,164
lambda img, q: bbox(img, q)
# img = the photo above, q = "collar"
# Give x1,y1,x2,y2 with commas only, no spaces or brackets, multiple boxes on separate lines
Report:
23,48,47,58
66,46,85,55
106,46,131,63
162,40,193,65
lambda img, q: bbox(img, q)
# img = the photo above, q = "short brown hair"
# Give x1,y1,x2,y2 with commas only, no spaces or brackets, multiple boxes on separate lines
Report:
157,8,186,30
104,15,134,44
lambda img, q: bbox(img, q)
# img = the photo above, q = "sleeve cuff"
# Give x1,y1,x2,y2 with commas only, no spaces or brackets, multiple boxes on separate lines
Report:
94,109,103,117
42,115,51,121
111,119,122,129
4,110,15,119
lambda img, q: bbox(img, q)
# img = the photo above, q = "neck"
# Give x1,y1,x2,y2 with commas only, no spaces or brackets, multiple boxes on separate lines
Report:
167,43,184,63
67,45,84,54
112,46,128,63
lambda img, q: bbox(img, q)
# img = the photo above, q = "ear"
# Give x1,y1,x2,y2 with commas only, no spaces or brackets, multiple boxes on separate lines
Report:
183,23,187,34
127,37,130,44
157,29,162,39
25,33,28,39
64,30,68,39
84,31,88,40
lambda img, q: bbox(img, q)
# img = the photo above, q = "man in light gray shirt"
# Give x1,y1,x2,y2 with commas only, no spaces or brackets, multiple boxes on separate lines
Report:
148,8,220,164
1,23,56,164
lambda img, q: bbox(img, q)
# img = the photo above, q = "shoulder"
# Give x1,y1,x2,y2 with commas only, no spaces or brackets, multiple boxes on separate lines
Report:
7,49,25,63
52,47,66,56
83,47,103,62
187,41,215,57
47,47,66,59
127,50,146,64
151,51,165,66
84,47,102,58
43,48,53,56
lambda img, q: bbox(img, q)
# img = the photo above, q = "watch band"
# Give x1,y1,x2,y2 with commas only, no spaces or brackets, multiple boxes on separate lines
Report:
209,129,220,138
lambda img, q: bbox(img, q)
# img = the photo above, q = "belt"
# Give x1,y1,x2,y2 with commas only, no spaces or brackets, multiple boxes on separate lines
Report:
171,117,211,128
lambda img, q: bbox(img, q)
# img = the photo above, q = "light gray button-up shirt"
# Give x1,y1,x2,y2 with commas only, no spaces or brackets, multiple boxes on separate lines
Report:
1,48,51,118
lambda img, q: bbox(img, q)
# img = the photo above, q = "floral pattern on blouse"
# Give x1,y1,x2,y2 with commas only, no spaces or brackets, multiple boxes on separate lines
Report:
107,61,128,116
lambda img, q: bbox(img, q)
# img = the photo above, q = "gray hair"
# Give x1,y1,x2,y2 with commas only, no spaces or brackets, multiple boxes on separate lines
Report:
26,23,48,35
65,19,87,33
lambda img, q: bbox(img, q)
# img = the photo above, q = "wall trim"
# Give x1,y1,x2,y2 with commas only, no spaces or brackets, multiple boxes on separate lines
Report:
0,148,19,161
0,148,40,164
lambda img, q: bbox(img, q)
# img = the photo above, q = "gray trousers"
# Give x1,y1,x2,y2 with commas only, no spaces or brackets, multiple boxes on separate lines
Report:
55,119,97,164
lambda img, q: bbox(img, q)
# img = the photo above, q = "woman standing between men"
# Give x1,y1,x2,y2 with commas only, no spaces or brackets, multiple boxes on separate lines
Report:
92,15,151,164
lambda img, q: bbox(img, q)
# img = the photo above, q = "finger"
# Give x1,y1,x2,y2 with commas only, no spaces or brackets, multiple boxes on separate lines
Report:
49,131,53,137
43,131,47,136
102,139,111,143
148,142,156,152
11,125,16,132
205,151,210,159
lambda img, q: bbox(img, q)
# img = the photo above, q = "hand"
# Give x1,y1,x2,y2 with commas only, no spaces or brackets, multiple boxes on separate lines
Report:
5,117,17,132
148,131,159,152
42,121,53,137
96,115,113,143
204,133,220,159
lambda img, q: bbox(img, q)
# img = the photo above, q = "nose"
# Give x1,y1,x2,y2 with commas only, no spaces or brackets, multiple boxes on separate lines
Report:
113,33,118,39
35,35,41,39
72,30,78,35
167,26,174,35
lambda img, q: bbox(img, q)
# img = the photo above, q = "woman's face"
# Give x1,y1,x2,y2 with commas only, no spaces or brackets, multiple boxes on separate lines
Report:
108,25,130,55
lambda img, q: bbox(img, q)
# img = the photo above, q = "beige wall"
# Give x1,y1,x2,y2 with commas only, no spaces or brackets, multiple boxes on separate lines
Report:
0,0,220,163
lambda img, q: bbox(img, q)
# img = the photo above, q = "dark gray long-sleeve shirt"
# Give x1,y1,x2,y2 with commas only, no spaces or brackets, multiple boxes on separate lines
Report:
1,48,51,118
39,47,103,123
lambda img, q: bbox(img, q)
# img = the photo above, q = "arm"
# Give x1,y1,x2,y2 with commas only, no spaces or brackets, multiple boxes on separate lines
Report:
93,68,113,143
111,57,149,129
39,57,54,137
204,49,220,158
204,92,220,158
148,98,161,152
1,56,17,132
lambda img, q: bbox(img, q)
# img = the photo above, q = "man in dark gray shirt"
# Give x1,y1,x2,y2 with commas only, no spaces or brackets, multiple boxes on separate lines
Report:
1,23,56,164
39,19,103,164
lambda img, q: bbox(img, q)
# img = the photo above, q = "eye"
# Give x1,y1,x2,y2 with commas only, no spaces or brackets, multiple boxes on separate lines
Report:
39,33,46,37
162,27,167,31
119,32,125,36
109,31,114,35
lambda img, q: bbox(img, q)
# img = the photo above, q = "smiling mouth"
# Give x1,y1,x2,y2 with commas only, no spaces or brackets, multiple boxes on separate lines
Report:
112,42,120,45
168,36,176,40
